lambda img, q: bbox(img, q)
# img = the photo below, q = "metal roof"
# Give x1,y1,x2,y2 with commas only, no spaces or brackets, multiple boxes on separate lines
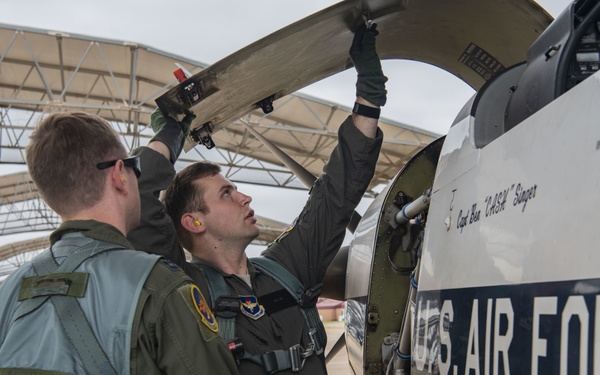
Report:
0,20,436,276
0,0,552,276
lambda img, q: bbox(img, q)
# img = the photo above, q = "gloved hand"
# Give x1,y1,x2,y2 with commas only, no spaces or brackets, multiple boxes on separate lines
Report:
149,107,196,164
350,24,388,107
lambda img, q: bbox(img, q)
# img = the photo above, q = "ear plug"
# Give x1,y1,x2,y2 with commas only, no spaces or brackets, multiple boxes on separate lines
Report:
194,220,202,227
121,176,126,183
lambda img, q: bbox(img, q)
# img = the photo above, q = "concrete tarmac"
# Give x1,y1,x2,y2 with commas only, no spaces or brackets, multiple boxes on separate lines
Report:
324,321,353,375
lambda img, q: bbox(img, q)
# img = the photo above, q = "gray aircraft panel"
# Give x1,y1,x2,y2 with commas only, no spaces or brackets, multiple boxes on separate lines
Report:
156,0,552,150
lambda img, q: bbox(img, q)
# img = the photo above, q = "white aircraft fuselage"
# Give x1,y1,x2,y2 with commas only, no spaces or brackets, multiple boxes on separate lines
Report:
414,65,600,375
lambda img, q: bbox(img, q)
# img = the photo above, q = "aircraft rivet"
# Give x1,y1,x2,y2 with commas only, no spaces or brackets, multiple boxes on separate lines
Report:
444,217,451,231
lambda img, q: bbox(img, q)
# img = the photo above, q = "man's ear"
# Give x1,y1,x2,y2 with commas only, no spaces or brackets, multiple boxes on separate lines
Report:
111,160,127,193
181,213,205,233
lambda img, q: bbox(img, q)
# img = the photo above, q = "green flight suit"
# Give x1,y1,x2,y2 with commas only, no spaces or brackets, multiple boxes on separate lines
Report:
0,221,239,375
128,116,383,374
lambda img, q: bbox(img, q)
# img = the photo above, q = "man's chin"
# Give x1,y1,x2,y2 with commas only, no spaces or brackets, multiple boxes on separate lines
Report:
240,228,260,243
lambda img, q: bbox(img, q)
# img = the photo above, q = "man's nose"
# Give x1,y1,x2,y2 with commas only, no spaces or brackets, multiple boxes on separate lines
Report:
236,191,252,205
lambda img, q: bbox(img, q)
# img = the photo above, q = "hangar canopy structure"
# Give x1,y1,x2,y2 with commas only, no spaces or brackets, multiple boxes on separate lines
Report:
0,22,437,276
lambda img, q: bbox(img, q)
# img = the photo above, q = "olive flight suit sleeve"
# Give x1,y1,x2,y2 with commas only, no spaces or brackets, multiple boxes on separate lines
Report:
131,260,239,375
127,147,189,270
262,116,383,288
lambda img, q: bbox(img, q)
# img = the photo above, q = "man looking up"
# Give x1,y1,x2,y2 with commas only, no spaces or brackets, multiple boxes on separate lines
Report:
0,112,239,374
129,22,386,374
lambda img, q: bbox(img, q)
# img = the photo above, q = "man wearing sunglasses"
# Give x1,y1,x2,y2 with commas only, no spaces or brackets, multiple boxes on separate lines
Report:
0,112,239,374
97,155,142,179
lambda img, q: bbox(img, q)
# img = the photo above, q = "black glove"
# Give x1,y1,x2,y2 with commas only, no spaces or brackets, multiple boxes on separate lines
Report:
149,107,196,164
350,24,388,107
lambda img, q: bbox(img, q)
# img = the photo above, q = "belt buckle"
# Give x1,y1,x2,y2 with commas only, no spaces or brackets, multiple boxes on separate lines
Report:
289,344,304,372
308,328,323,356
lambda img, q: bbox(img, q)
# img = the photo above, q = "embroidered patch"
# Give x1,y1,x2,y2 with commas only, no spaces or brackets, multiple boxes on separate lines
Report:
239,295,265,320
190,285,219,332
273,217,297,243
161,259,180,271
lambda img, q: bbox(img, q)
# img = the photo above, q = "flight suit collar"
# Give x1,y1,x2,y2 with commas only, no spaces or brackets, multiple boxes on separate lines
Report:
191,256,260,278
50,219,135,249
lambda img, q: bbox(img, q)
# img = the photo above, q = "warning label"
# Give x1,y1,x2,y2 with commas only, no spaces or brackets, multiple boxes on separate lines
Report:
459,43,505,81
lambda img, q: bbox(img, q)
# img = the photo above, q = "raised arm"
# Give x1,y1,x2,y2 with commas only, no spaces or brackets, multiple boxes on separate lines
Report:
263,23,387,286
127,109,194,269
350,23,387,138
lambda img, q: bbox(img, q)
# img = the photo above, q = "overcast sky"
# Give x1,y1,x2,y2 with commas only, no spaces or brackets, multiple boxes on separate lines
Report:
0,0,574,253
0,0,571,134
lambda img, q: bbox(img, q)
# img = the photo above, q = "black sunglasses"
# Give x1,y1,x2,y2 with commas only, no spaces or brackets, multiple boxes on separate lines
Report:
96,156,141,178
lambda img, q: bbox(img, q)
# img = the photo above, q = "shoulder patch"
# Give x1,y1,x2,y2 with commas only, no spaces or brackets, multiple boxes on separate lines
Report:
161,259,181,271
190,285,219,332
273,217,297,243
